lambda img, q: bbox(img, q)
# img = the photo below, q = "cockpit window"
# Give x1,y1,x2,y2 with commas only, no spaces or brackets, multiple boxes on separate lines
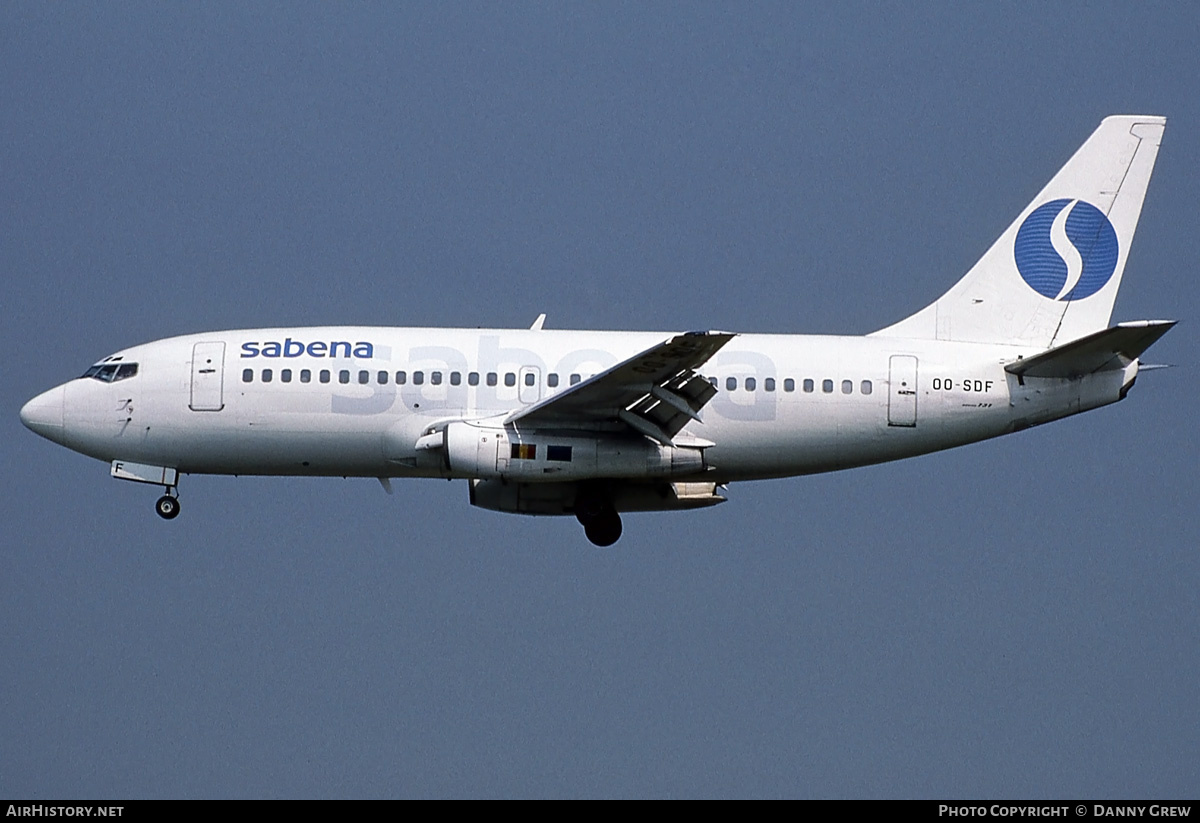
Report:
82,362,138,383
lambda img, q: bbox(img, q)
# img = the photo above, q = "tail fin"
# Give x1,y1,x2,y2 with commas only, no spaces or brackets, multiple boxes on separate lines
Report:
872,115,1166,348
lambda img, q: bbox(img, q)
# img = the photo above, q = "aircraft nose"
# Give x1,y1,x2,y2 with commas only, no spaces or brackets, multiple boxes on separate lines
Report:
20,385,65,438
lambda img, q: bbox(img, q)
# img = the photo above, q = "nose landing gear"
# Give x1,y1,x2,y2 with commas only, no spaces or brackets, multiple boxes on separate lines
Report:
155,489,180,520
109,462,182,521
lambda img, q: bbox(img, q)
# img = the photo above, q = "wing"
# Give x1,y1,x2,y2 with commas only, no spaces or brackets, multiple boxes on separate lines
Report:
505,331,735,445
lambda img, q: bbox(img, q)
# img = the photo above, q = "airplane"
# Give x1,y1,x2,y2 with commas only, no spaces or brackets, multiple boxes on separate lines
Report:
20,115,1173,546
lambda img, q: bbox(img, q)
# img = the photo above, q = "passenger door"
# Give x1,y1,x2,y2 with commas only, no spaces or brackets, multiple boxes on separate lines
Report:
888,355,917,427
190,342,226,411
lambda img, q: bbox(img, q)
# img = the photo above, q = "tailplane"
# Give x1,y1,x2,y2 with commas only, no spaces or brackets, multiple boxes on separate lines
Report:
871,116,1166,347
1003,320,1175,380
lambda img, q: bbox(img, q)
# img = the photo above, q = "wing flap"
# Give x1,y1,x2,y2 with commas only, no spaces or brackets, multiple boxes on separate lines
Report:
507,331,735,441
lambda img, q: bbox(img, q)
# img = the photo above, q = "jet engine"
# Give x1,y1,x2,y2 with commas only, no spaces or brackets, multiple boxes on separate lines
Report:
442,421,706,482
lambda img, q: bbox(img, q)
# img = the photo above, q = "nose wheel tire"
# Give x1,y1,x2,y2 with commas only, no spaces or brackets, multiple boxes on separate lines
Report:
155,495,181,520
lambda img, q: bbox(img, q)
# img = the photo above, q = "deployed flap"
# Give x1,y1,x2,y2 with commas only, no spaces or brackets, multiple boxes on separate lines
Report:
1005,320,1175,379
506,331,735,443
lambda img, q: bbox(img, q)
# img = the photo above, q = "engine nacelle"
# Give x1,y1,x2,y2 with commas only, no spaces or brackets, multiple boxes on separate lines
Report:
444,421,706,482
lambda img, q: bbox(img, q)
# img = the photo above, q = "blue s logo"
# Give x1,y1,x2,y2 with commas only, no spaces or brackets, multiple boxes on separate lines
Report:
1013,199,1118,301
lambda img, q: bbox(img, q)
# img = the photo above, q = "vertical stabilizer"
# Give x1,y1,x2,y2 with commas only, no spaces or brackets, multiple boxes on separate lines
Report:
871,116,1165,347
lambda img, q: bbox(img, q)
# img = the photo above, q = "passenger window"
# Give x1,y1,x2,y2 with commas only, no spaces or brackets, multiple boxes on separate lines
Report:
451,371,461,386
487,372,498,387
339,370,350,384
242,369,253,383
300,369,311,383
803,379,814,393
708,376,718,387
784,378,795,392
468,372,479,386
861,380,873,395
505,372,516,387
413,371,424,385
548,373,559,388
765,377,775,392
262,369,273,383
726,377,737,391
745,377,757,391
377,371,388,384
395,371,407,385
822,379,833,393
524,372,535,387
281,369,292,383
842,379,853,394
570,374,581,385
320,370,331,384
431,371,442,386
358,370,369,385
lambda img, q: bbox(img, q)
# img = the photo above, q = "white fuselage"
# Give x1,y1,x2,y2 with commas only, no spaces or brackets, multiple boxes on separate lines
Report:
26,326,1136,485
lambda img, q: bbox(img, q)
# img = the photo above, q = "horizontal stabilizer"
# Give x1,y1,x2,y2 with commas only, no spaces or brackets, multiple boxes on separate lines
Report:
1005,320,1176,379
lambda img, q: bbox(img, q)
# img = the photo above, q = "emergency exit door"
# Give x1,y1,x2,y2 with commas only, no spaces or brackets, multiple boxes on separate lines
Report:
518,366,542,404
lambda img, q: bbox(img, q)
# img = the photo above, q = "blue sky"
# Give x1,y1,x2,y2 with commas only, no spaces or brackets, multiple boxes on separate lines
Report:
3,2,1198,798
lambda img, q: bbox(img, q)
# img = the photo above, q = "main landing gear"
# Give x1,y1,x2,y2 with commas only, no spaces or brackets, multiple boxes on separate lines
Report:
581,509,622,546
155,488,180,520
575,487,623,547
